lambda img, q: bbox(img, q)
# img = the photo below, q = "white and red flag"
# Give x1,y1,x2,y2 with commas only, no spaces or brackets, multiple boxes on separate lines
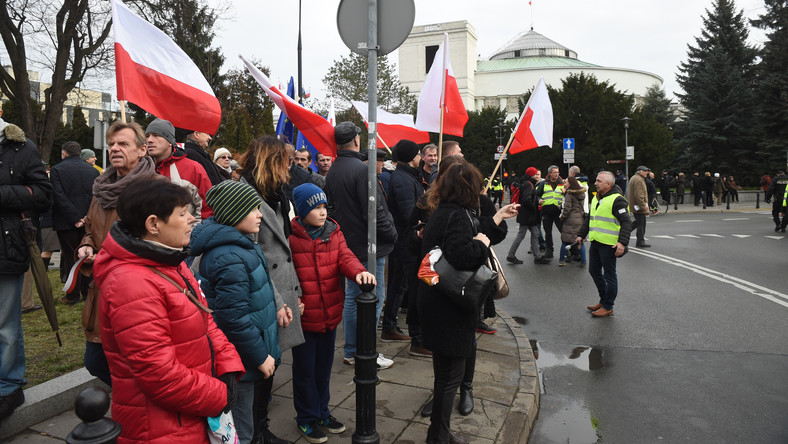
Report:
328,97,336,127
239,55,337,157
351,101,430,148
510,77,553,154
415,33,468,137
111,0,220,134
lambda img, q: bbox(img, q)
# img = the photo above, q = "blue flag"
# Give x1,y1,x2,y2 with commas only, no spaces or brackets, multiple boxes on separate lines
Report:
275,77,295,143
295,130,320,172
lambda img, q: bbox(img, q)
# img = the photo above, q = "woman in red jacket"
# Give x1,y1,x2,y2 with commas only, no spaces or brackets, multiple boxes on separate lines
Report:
94,179,244,444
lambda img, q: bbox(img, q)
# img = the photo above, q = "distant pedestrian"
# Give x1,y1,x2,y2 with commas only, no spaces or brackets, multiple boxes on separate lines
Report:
559,176,587,267
676,172,686,204
535,165,564,258
726,176,740,202
765,170,788,232
507,167,549,264
659,170,672,205
760,173,771,200
577,171,632,318
703,172,714,206
628,166,650,248
713,173,724,206
691,172,704,206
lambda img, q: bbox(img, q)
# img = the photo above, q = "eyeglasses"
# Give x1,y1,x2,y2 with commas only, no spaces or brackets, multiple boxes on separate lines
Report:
218,156,231,160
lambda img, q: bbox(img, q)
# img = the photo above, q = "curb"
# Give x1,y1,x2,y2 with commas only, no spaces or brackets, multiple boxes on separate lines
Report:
0,368,108,440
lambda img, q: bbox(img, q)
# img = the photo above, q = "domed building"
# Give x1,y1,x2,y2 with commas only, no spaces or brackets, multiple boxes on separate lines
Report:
398,21,663,120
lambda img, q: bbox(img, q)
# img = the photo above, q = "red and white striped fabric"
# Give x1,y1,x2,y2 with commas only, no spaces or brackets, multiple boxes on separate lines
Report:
510,77,553,154
111,0,220,134
415,33,468,137
239,55,337,157
351,101,430,148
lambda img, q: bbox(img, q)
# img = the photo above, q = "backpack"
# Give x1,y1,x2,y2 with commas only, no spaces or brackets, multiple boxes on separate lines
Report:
510,182,521,205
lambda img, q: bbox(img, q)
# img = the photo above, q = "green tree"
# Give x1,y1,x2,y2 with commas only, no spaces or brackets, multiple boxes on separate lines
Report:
322,52,416,114
752,0,788,172
676,0,759,178
213,63,274,150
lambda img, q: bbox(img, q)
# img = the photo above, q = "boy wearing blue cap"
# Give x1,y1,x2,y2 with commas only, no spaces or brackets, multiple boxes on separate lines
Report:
289,183,375,443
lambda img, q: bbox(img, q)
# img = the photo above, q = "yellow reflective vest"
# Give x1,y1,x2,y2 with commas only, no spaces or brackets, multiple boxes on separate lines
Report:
542,182,564,206
588,192,622,246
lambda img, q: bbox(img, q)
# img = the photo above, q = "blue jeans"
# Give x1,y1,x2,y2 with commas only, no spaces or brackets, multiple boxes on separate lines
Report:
344,256,386,360
559,241,587,264
588,241,618,309
0,273,26,395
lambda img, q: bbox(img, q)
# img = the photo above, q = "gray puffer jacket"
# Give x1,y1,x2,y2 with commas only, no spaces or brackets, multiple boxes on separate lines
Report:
560,187,587,243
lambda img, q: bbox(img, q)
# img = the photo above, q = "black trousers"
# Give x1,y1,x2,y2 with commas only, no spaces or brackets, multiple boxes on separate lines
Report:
634,213,647,244
428,353,466,442
541,205,562,250
56,228,90,298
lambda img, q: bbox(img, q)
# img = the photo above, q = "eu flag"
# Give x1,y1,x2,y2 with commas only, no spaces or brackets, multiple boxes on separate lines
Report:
275,77,295,143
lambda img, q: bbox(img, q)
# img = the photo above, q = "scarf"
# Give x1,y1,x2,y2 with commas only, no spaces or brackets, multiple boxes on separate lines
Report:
93,156,157,210
263,187,293,238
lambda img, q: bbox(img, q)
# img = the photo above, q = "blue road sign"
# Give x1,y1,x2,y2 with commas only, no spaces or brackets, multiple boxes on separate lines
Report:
563,138,575,150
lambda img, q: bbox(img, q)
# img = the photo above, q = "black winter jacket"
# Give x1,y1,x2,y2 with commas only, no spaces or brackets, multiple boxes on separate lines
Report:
324,149,397,259
0,134,52,274
50,155,99,231
515,175,540,226
184,141,226,186
388,162,424,260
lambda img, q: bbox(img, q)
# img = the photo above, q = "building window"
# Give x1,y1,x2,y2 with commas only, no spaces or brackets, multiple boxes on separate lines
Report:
514,50,521,57
425,45,439,73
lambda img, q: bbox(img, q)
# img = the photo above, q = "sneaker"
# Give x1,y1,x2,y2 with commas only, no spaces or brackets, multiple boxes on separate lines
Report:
381,328,411,342
317,415,345,434
377,353,394,369
544,249,554,258
343,357,354,365
534,257,551,264
579,263,587,269
558,261,566,267
0,388,24,422
506,256,523,264
298,422,328,443
409,344,433,357
476,320,497,334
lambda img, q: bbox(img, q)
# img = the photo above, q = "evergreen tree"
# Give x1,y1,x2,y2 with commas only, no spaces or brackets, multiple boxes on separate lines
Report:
752,0,788,172
213,63,274,150
676,0,758,178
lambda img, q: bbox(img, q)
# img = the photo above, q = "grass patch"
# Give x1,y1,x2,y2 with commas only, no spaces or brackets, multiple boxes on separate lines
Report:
22,269,87,387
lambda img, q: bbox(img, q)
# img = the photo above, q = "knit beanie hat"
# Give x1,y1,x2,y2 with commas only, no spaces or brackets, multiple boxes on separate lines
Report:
145,118,177,146
525,167,538,177
206,180,262,227
393,139,420,164
213,147,231,161
292,183,327,218
80,149,96,161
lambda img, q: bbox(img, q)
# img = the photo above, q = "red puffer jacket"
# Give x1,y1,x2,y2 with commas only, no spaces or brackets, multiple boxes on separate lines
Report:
289,218,366,332
94,225,244,444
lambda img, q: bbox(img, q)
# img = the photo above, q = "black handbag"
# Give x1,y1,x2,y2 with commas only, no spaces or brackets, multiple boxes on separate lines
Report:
432,210,498,313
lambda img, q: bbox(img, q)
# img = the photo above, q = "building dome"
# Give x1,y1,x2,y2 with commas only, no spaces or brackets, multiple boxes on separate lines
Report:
489,29,578,60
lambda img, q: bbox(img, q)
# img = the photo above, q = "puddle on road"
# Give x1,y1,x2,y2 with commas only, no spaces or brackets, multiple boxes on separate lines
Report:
513,315,528,325
531,394,599,444
529,340,604,371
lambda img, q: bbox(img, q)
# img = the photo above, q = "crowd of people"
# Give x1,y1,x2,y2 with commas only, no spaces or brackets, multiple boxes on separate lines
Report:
3,101,788,443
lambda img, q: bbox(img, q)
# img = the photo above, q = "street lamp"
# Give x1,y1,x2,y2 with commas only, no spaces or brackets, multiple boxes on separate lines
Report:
492,117,505,183
621,117,632,180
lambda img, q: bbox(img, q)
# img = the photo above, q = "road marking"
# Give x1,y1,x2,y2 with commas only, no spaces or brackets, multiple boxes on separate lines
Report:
723,218,749,221
732,234,751,238
676,219,702,223
765,235,785,240
701,234,724,237
677,234,700,238
651,235,675,239
629,249,788,309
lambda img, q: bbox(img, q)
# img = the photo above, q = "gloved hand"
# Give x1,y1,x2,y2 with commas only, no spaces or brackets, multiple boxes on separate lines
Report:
219,372,239,413
765,199,771,204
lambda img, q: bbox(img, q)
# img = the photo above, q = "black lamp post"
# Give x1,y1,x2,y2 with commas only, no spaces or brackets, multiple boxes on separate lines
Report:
621,117,632,180
493,117,506,184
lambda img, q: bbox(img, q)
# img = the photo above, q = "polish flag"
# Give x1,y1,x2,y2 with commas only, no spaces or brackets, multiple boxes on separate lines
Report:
416,33,468,137
111,0,220,134
351,101,430,148
510,77,553,154
328,97,336,127
240,55,337,157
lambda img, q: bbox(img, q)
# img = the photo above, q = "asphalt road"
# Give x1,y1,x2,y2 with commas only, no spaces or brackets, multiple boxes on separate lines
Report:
494,210,788,443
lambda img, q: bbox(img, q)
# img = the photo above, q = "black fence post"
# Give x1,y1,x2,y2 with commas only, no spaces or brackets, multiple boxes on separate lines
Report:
66,387,121,444
726,192,731,210
352,282,380,444
756,192,760,209
702,191,707,209
674,192,678,211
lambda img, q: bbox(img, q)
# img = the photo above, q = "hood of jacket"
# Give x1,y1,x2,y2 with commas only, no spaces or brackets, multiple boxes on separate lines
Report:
566,187,588,197
190,217,256,257
290,217,339,243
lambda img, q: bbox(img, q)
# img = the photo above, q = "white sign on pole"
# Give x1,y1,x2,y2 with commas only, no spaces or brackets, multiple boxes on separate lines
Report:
494,153,508,160
626,146,634,160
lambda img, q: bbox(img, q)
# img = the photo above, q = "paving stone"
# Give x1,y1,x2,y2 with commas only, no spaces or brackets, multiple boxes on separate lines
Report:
29,410,81,440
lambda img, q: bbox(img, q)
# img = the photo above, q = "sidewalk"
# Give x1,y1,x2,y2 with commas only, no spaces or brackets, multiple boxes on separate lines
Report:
4,310,539,443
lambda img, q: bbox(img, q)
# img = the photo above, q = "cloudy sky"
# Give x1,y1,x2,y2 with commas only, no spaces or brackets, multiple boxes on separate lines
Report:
211,0,768,104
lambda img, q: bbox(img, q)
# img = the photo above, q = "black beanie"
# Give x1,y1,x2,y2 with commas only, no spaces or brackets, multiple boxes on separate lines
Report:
393,139,419,164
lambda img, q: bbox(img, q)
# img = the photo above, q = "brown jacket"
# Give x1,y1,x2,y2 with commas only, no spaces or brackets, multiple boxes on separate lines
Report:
628,173,649,214
560,187,587,243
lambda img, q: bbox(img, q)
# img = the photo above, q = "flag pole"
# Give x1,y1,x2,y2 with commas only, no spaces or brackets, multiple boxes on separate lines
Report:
437,33,448,165
484,131,515,193
120,100,126,123
376,133,392,154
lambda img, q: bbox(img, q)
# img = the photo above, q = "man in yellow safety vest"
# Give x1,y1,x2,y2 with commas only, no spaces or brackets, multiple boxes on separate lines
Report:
535,165,564,259
576,171,632,317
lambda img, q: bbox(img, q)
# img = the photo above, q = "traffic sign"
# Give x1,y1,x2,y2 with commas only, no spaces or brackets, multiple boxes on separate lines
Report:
626,146,634,160
563,153,574,163
494,153,508,160
496,145,504,154
563,138,575,150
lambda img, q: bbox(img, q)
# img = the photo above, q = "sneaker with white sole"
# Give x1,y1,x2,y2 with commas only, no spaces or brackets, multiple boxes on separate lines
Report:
317,415,345,434
377,353,394,369
298,422,328,443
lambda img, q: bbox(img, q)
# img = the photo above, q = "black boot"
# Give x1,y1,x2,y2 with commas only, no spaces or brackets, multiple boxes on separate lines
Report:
458,382,473,416
42,257,51,270
421,398,433,417
256,418,290,444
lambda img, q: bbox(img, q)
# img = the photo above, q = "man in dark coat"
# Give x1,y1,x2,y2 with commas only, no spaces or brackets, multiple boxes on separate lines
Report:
324,122,398,368
0,112,52,422
659,170,672,205
50,141,99,303
766,170,788,232
382,140,425,354
507,167,550,264
183,130,225,186
691,172,704,206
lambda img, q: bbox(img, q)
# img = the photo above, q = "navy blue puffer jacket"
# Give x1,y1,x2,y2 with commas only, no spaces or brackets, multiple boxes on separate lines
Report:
190,218,281,382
